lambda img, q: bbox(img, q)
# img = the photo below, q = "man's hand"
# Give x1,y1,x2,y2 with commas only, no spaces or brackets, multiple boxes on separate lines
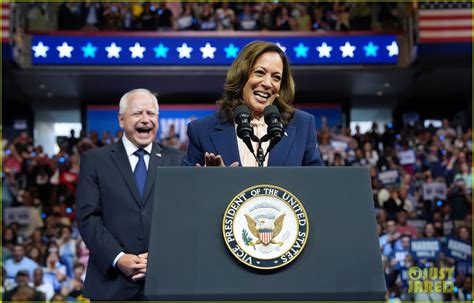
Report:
131,253,148,281
116,253,147,278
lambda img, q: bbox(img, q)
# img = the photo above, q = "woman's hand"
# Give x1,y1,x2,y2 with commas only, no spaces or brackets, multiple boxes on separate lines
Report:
198,152,239,167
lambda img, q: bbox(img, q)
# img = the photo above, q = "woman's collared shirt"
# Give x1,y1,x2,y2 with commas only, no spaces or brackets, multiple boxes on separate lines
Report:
236,117,270,167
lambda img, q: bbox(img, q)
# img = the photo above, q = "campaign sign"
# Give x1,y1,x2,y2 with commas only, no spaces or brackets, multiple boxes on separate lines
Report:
87,104,215,141
87,104,343,141
398,150,416,165
4,207,32,225
410,239,441,260
330,140,348,152
445,238,472,261
378,169,400,186
392,249,410,267
422,182,447,201
443,220,454,236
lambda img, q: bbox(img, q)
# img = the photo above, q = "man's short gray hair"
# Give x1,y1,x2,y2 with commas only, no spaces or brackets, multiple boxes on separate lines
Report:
119,88,159,114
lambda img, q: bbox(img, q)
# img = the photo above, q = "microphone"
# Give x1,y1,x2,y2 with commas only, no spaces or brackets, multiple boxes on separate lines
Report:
234,105,254,154
263,105,284,153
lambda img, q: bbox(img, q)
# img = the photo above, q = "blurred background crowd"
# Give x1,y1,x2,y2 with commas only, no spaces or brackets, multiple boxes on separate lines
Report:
25,2,408,32
2,117,472,301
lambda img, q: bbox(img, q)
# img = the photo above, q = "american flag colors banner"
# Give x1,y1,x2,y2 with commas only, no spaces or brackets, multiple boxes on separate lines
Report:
418,1,472,43
31,35,399,65
1,2,10,43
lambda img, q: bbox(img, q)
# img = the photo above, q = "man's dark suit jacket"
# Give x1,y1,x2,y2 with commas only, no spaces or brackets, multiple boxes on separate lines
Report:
76,141,184,300
183,109,324,166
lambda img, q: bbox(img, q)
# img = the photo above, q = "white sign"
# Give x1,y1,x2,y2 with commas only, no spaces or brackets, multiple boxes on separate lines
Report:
330,140,348,152
422,182,447,201
4,207,32,225
398,150,416,165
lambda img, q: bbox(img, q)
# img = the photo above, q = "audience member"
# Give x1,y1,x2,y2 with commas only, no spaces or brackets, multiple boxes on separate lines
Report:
215,2,236,31
33,267,55,301
3,270,45,301
4,244,39,279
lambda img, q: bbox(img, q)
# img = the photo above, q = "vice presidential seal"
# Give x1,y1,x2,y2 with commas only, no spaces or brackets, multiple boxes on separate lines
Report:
222,185,309,270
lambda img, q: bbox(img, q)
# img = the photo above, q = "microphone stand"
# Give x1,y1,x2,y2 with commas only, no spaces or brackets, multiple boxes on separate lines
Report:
256,141,265,167
251,135,271,167
245,126,281,167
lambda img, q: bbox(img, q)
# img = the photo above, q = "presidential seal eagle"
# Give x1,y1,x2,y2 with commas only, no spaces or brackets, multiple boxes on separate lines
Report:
244,213,285,246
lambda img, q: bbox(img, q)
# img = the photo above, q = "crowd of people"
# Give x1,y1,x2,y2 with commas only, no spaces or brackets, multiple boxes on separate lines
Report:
316,118,472,301
24,2,408,32
2,116,471,301
2,132,87,302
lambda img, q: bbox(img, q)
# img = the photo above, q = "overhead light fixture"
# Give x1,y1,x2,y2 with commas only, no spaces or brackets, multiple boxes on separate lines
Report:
384,82,390,88
376,91,383,96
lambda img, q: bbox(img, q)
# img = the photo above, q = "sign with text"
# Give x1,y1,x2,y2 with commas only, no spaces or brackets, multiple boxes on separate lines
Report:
410,239,441,260
378,169,401,186
398,150,416,165
87,104,343,142
443,220,454,236
3,207,32,225
445,238,472,261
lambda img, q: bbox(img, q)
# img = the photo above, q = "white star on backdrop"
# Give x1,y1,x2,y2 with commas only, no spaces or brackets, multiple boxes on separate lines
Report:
316,42,333,58
57,42,74,58
200,43,217,59
129,43,146,59
105,42,122,59
339,42,356,58
386,41,399,57
32,41,49,58
177,43,193,59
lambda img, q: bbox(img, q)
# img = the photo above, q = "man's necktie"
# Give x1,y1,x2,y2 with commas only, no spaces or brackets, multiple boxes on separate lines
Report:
134,149,147,198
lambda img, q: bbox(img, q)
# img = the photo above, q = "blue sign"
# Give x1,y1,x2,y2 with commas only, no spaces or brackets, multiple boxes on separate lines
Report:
410,239,441,260
87,105,216,141
378,169,401,186
445,238,472,261
391,249,411,268
87,104,342,141
297,104,341,128
32,35,398,65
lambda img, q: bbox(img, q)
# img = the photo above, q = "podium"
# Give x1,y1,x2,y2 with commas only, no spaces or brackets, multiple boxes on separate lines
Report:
145,167,386,300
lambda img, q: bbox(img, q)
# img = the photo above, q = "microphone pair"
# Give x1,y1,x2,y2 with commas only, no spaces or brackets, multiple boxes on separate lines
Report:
234,104,284,157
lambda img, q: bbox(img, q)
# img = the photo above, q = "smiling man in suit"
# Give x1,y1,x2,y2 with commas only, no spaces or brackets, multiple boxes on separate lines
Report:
77,88,184,300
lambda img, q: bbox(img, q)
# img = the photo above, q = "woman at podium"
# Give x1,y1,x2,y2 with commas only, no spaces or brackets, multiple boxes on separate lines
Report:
183,41,323,167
